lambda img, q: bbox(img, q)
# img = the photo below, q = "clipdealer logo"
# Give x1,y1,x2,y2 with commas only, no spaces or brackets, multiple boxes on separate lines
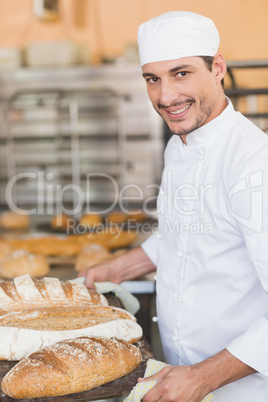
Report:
228,170,263,232
5,169,264,235
4,171,159,216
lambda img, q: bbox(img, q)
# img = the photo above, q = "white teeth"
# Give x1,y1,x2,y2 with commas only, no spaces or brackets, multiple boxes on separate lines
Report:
169,104,190,115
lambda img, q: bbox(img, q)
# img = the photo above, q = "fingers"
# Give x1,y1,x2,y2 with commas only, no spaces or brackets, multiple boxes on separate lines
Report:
78,259,116,289
77,267,97,289
137,374,157,383
77,269,88,278
77,250,132,289
138,368,170,383
142,386,162,402
84,278,96,290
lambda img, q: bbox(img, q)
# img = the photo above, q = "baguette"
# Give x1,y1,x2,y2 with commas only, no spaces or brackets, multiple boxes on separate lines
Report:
1,336,142,399
0,274,108,314
0,307,143,360
6,230,137,256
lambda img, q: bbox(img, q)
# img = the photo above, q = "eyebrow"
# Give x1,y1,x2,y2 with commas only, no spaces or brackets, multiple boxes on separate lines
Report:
169,64,191,73
142,64,192,78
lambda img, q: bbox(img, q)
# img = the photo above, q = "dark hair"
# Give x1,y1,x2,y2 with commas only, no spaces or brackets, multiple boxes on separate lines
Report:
200,56,224,88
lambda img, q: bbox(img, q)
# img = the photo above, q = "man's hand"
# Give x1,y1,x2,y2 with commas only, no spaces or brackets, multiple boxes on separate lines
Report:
78,246,156,289
139,349,255,402
139,365,208,402
78,257,124,289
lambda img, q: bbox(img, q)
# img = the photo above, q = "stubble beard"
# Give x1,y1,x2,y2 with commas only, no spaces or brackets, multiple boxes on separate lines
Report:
155,96,215,137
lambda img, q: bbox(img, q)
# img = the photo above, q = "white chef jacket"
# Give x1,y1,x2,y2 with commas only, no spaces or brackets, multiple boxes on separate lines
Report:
142,99,268,401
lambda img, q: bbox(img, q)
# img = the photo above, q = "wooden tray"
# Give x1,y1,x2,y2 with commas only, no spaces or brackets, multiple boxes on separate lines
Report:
0,293,156,401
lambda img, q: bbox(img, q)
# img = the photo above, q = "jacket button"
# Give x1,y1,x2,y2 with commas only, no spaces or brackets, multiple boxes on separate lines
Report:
177,250,183,258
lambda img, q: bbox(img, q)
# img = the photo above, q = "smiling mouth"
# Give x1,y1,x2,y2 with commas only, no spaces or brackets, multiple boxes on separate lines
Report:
169,104,191,115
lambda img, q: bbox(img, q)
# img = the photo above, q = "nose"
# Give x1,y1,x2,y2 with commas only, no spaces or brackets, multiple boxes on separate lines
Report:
159,78,179,107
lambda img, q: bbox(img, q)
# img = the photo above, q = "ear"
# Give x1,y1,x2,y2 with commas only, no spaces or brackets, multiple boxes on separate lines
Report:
213,52,227,84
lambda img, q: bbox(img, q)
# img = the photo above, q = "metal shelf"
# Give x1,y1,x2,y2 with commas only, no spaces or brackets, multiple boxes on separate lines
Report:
225,60,268,134
0,66,164,219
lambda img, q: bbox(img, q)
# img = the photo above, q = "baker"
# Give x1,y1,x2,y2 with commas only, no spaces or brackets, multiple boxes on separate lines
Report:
79,11,268,401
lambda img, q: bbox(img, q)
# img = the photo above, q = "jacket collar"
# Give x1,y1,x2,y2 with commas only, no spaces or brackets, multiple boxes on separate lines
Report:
174,97,234,149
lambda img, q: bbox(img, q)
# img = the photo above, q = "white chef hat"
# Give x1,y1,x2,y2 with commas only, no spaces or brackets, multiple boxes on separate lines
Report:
137,11,220,66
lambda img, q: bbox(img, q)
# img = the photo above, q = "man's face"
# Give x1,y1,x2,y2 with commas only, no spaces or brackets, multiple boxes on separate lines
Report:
142,56,225,141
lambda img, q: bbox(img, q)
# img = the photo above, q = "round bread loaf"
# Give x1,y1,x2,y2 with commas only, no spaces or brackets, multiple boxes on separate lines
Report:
79,213,102,227
75,243,111,272
0,250,50,279
0,211,30,230
107,211,128,224
0,241,12,263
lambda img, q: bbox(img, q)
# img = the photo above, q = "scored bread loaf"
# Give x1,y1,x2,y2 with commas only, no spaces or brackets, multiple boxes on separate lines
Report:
0,305,143,360
1,336,142,399
0,274,108,314
0,305,134,330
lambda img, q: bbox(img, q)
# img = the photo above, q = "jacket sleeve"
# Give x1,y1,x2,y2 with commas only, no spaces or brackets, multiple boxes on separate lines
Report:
139,136,175,267
141,232,160,266
226,157,268,375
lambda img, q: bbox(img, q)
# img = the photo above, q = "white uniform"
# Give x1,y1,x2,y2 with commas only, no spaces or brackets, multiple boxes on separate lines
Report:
142,99,268,400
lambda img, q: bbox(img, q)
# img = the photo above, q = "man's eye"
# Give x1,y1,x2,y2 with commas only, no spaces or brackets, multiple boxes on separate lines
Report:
177,71,188,77
148,77,159,83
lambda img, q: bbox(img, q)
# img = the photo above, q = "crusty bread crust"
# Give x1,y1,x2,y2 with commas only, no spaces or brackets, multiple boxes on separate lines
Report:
0,305,143,360
0,275,108,314
1,336,142,399
0,305,135,330
0,318,143,360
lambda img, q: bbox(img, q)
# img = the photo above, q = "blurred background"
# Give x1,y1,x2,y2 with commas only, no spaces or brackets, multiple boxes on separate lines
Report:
0,0,267,67
0,0,267,219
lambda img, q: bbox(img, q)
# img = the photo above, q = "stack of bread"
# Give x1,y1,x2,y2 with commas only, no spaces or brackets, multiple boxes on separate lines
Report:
0,274,143,399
